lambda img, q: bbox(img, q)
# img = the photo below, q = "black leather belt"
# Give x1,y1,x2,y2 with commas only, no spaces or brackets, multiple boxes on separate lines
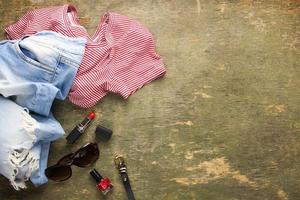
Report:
114,155,135,200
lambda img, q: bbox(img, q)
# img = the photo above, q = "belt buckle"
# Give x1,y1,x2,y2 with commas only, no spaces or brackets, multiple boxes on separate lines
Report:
114,154,126,172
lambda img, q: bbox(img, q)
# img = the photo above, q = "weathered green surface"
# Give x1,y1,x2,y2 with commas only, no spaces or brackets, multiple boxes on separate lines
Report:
0,0,300,199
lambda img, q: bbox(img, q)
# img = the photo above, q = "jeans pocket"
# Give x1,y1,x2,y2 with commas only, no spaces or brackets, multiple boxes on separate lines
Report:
14,41,60,82
20,47,57,73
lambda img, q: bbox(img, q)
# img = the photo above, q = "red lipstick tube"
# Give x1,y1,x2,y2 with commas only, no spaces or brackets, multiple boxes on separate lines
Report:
66,112,95,144
77,112,95,133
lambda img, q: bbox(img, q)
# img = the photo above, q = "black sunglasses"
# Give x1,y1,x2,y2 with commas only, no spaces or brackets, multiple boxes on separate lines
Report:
45,143,99,181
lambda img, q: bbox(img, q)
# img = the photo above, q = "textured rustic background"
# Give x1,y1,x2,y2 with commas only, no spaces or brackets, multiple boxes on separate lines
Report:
0,0,300,199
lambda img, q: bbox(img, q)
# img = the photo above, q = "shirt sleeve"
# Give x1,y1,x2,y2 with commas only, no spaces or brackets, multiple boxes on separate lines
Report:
4,11,34,39
4,6,59,40
108,22,166,99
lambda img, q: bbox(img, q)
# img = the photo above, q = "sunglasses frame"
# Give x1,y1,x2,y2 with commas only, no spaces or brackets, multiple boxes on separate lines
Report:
45,142,99,182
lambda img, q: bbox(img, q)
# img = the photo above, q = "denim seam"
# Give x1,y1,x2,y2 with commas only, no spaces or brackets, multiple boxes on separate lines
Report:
59,54,81,69
56,46,85,56
50,54,62,83
29,34,85,56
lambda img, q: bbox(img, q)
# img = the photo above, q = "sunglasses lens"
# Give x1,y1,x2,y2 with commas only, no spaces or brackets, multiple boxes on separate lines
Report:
45,165,72,181
73,143,99,167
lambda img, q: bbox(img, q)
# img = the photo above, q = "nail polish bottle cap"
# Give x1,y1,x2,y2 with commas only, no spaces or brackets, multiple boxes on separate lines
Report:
90,169,103,182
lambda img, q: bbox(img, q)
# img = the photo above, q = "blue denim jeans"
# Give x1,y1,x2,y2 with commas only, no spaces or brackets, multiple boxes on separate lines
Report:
0,31,86,190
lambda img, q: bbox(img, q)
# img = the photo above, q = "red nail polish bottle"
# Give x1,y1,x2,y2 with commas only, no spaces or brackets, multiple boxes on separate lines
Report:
90,169,113,195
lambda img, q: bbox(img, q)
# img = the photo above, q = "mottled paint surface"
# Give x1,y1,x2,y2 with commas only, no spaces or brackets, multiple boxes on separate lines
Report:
0,0,300,199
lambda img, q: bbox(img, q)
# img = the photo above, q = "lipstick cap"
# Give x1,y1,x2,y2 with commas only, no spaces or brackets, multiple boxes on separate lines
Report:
95,125,112,142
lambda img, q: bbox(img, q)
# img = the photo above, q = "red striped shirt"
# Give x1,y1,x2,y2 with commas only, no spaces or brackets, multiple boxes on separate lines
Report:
5,4,166,107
